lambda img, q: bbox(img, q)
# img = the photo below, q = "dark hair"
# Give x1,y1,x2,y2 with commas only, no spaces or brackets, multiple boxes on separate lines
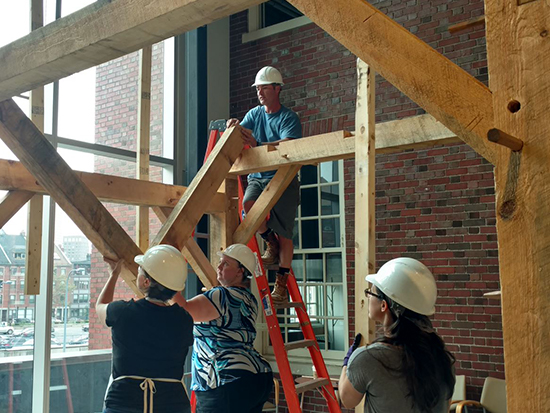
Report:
237,263,252,289
374,290,455,412
142,270,178,301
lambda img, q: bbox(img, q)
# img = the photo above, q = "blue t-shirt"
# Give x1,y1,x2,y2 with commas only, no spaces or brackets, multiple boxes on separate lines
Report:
191,286,271,391
241,105,302,179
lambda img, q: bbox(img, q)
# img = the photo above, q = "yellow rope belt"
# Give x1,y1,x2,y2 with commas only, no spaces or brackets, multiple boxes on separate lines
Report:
113,375,184,413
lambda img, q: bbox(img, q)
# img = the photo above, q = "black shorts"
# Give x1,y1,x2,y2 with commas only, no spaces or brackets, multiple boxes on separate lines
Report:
195,371,274,413
243,176,300,239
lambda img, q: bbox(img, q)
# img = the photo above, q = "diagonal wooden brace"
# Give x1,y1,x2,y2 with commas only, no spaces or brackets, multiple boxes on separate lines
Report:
152,206,218,289
0,98,143,296
151,126,244,250
233,165,302,245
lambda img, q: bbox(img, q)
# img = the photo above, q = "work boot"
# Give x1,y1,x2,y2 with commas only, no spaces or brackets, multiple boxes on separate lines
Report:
271,272,289,304
261,230,280,265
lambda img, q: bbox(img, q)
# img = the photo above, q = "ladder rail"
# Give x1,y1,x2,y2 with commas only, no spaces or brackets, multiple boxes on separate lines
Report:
237,174,303,412
238,173,340,413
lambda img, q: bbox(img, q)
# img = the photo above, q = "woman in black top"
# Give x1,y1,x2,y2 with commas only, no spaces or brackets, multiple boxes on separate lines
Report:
96,244,194,413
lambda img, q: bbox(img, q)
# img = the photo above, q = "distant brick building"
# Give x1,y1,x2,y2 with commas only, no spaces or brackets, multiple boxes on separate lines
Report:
0,230,73,324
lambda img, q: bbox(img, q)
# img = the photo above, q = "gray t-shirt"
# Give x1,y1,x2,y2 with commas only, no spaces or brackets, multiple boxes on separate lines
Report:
347,342,450,413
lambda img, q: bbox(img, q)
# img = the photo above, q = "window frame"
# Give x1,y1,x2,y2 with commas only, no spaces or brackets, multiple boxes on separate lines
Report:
258,160,348,369
242,5,311,44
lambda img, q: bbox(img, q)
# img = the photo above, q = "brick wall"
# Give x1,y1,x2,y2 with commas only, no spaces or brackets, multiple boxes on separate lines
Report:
229,0,502,407
89,44,166,350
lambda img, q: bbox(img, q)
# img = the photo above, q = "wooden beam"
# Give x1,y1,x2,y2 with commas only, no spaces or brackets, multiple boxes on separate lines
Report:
183,237,218,290
230,115,459,175
152,126,243,250
233,165,301,245
0,159,226,213
25,195,42,295
0,190,34,228
0,98,142,296
354,60,376,363
25,82,45,295
0,0,263,102
136,45,152,251
209,177,239,267
153,206,218,289
25,0,45,295
287,0,501,165
485,0,550,410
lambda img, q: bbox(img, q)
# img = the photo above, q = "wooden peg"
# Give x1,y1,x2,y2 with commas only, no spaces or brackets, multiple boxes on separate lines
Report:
487,128,523,151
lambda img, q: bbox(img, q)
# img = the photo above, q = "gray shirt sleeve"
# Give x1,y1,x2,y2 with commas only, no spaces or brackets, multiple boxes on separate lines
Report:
346,345,376,394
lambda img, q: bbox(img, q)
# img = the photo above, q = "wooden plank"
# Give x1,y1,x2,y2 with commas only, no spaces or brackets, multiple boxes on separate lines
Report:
0,98,142,296
153,206,218,289
232,165,301,245
136,45,152,251
0,0,263,102
485,0,550,410
230,116,460,175
287,0,501,165
25,0,45,295
0,190,34,228
353,60,376,413
182,237,218,290
0,159,226,213
25,195,42,295
354,59,376,345
209,177,239,267
151,126,243,250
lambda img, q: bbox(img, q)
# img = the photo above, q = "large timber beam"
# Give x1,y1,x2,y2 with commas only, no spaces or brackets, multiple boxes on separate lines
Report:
0,98,142,296
0,159,226,213
230,114,459,175
486,0,550,410
0,0,263,102
152,126,244,250
153,206,218,289
287,0,501,165
233,165,301,245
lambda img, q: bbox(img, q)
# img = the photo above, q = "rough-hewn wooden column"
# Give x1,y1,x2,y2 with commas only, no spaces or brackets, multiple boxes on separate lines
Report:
485,0,550,410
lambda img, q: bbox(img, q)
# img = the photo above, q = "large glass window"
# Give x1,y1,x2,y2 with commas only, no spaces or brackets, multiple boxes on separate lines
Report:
0,1,175,410
271,161,347,353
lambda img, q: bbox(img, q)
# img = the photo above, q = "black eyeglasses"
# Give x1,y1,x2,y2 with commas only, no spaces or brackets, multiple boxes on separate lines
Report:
364,287,383,300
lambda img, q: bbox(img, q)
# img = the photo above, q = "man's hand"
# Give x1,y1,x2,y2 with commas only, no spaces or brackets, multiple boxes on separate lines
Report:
240,127,258,147
226,118,240,128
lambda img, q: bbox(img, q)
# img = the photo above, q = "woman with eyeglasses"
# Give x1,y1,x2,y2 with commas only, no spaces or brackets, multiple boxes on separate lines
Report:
338,257,455,413
173,244,273,413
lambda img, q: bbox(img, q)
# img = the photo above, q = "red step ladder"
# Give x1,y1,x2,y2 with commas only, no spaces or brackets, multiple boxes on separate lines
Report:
206,120,341,413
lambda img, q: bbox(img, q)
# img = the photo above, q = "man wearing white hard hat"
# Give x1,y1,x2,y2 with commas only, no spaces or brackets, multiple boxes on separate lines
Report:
227,66,302,304
96,245,194,413
172,244,273,412
338,257,456,413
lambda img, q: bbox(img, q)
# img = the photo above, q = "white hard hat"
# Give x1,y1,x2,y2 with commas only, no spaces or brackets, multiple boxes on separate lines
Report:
134,245,187,291
217,244,257,275
251,66,284,87
366,257,437,315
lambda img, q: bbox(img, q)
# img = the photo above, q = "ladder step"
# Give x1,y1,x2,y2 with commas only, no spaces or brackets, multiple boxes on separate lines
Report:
273,301,304,310
295,378,331,395
284,339,316,352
